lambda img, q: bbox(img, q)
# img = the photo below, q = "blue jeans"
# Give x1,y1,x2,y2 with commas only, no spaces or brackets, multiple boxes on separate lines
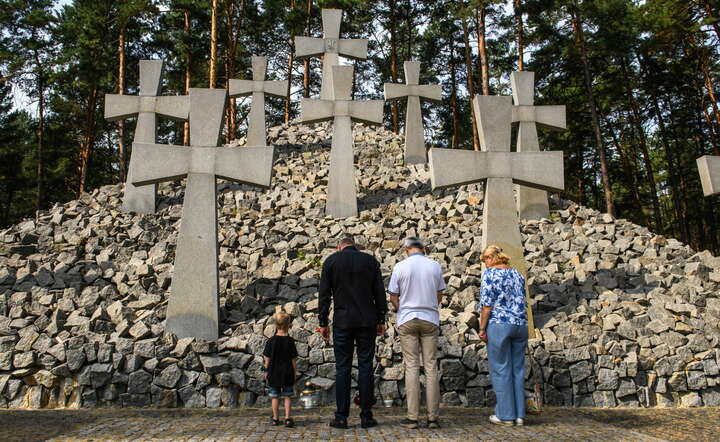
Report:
333,326,376,421
267,385,294,398
487,322,528,421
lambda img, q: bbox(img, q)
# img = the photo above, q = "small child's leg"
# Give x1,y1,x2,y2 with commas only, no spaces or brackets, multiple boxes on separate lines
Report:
284,396,292,419
272,398,280,419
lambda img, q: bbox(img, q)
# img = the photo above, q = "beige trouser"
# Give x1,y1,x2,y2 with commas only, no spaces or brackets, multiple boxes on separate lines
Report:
398,318,440,421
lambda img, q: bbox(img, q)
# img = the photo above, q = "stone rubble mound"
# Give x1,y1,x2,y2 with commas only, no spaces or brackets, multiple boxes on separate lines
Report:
1,120,719,409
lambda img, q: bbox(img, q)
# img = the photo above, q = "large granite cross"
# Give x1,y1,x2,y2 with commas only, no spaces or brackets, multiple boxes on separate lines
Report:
428,95,565,336
104,60,189,214
131,89,274,340
697,155,720,196
300,66,383,218
384,61,441,165
229,56,288,147
511,71,566,220
295,8,368,100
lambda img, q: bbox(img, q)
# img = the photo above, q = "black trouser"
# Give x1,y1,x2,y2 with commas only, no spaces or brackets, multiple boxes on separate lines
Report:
333,326,376,421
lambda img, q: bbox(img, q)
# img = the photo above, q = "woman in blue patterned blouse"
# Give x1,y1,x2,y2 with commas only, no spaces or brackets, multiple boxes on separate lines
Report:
477,245,528,427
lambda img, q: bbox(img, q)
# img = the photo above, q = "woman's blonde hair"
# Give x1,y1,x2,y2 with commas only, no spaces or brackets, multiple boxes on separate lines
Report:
481,245,511,266
274,311,292,330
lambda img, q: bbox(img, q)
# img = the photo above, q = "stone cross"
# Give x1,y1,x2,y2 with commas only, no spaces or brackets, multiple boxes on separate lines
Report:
229,56,288,147
295,8,368,100
428,95,566,337
383,61,442,165
130,89,274,340
300,65,383,218
511,71,566,220
104,60,190,214
697,155,720,196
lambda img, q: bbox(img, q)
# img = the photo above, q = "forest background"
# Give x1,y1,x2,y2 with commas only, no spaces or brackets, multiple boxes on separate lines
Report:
0,0,719,253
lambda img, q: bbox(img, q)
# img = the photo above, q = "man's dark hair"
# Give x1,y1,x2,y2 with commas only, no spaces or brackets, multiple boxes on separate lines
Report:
338,237,355,247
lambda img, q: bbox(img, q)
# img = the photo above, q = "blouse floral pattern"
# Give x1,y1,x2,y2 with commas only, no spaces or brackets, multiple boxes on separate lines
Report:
477,267,528,326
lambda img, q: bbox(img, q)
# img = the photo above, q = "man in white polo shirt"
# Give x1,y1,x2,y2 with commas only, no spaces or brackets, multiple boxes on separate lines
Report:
388,237,446,429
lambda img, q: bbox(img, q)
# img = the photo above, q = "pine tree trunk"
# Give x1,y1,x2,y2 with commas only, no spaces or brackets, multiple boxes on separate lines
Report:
514,0,524,71
303,0,312,98
461,14,480,150
210,0,218,88
450,39,459,149
639,50,687,242
34,51,46,212
666,104,692,243
284,0,296,124
78,85,98,196
476,4,490,95
183,8,191,145
224,0,235,143
698,0,720,42
117,26,127,181
689,33,720,153
389,0,399,133
621,59,661,231
570,2,614,216
608,117,645,225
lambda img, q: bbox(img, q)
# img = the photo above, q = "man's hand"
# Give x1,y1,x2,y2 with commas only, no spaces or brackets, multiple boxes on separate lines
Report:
479,329,488,343
376,324,386,336
318,326,330,341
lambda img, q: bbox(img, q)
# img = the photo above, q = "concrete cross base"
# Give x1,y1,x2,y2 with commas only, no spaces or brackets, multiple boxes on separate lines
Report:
483,177,536,336
166,172,219,341
326,116,358,218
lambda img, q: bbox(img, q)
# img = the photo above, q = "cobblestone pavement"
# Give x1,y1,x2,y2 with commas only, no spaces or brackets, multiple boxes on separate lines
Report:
0,407,717,442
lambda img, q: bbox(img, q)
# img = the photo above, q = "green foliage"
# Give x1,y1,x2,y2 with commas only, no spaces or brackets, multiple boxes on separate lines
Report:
0,0,718,254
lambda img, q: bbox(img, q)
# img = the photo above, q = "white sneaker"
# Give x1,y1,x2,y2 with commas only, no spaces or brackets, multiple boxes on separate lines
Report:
515,418,524,426
489,415,514,426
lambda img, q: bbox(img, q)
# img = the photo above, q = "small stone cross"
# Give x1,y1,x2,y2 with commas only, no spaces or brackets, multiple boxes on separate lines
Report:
511,71,566,220
229,56,288,147
104,60,189,214
697,155,720,196
130,88,274,340
300,65,383,218
295,9,368,100
384,61,441,165
429,95,566,337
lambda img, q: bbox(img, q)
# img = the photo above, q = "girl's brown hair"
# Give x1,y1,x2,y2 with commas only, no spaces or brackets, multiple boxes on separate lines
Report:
481,245,511,266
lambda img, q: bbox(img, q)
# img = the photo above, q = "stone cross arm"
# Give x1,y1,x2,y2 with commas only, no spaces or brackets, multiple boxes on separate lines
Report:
228,79,288,98
104,94,189,122
130,143,274,188
294,36,368,60
697,155,720,196
512,104,566,130
384,84,441,102
429,148,565,192
228,56,288,99
300,98,383,126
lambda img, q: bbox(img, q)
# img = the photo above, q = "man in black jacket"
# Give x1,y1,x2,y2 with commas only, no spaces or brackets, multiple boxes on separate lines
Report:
318,237,387,429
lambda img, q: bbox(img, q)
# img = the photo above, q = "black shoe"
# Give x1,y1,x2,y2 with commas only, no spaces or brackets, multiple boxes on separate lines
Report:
284,418,295,428
361,417,378,428
400,418,418,429
329,418,348,429
428,420,440,429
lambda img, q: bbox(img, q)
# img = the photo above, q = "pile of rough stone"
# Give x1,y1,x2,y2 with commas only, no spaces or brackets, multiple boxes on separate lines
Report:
0,120,719,409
